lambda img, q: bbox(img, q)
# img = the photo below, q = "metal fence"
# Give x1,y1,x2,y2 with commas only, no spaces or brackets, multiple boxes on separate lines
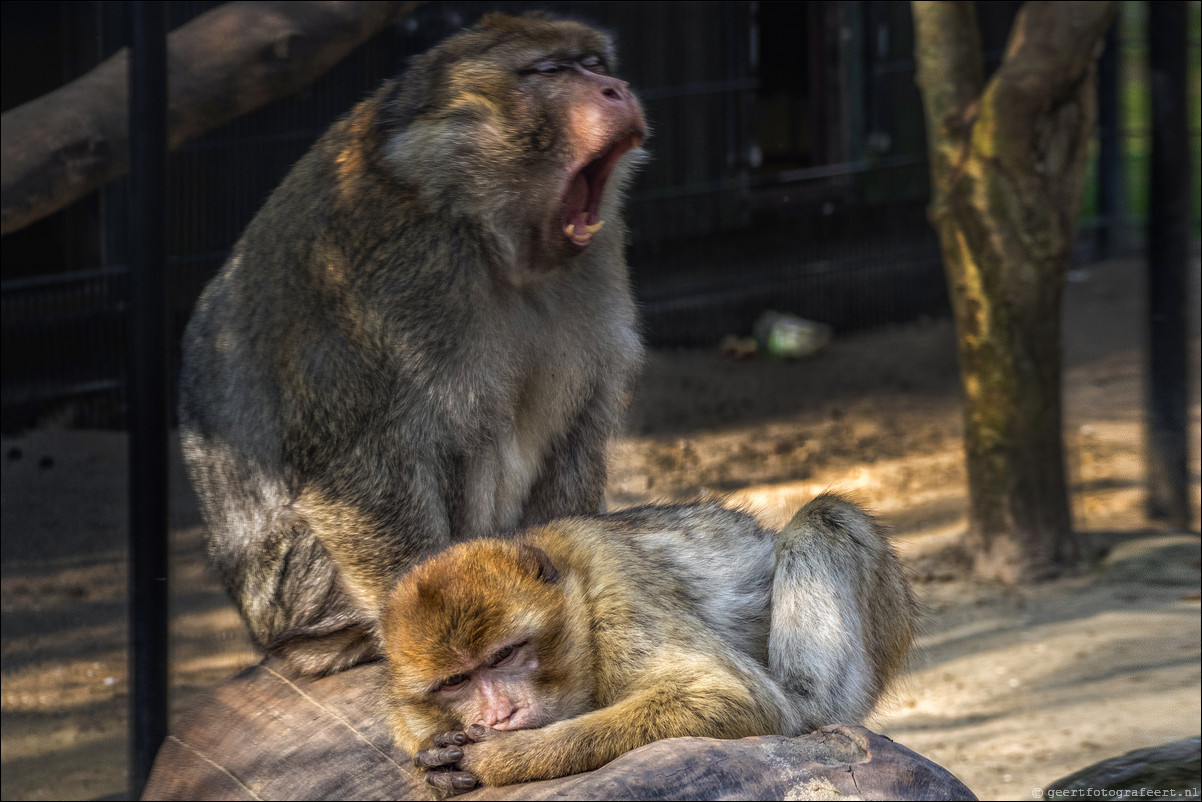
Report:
2,1,1198,430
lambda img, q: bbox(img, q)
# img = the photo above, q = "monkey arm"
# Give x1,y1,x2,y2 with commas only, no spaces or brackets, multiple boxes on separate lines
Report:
456,653,787,787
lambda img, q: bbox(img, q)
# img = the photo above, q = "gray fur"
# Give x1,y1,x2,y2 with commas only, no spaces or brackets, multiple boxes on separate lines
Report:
543,495,918,733
769,494,920,728
179,15,644,676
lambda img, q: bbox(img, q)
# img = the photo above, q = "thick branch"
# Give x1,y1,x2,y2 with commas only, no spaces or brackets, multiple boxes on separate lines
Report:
971,1,1116,274
1,1,419,236
994,1,1119,114
983,2,1117,172
912,1,984,192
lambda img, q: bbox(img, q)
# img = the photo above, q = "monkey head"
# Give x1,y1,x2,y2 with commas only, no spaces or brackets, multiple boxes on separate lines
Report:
382,12,648,275
381,538,593,755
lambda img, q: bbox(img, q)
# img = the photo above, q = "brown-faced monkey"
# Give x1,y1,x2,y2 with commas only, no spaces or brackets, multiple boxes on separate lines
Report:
382,493,920,795
179,13,647,677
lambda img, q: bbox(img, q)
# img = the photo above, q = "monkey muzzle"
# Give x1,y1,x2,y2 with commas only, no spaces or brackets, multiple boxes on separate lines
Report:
562,132,642,248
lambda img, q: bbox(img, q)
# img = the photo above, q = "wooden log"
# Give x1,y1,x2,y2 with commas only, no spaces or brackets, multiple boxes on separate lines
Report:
0,1,418,236
142,659,977,801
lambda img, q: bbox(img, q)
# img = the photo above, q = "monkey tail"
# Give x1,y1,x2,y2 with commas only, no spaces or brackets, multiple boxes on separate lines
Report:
768,492,914,731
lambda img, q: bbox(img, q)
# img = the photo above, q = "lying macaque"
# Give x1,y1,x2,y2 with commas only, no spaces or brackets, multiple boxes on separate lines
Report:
382,494,918,794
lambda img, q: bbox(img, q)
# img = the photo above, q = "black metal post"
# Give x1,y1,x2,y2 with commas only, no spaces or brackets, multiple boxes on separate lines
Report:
1095,23,1119,259
1145,1,1191,528
127,1,170,795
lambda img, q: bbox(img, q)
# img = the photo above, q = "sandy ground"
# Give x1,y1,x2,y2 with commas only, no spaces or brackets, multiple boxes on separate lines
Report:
1,255,1199,801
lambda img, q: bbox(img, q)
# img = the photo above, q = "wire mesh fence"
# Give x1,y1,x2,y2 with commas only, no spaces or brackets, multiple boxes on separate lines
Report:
2,1,1197,431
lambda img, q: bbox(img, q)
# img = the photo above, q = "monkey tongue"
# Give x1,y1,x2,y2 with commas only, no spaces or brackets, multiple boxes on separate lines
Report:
564,215,605,246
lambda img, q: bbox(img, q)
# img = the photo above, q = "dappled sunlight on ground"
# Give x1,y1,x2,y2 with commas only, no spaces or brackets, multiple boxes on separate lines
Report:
1,256,1197,800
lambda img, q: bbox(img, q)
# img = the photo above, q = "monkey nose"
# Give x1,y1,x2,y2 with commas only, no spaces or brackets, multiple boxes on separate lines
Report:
595,75,633,103
484,705,519,729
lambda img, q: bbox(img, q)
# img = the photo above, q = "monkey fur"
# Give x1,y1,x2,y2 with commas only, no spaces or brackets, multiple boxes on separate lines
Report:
382,493,920,794
179,13,647,677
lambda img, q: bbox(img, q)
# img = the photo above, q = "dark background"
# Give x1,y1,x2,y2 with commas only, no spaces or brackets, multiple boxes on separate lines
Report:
1,1,1198,431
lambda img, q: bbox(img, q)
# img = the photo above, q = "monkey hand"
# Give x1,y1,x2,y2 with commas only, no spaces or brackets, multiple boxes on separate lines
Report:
413,731,480,796
454,723,537,788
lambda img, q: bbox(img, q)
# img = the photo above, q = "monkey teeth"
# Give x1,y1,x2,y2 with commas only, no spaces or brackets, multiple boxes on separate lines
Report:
564,219,605,246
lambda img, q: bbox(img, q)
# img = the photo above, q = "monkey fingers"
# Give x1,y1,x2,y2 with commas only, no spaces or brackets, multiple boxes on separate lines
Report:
413,744,464,769
415,739,480,796
464,723,500,742
433,731,469,748
424,767,479,795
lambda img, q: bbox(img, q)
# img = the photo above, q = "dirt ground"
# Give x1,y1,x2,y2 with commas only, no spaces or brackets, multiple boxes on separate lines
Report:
1,255,1199,802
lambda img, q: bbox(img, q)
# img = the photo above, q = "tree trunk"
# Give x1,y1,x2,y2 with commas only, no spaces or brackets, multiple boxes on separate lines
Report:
912,1,1117,581
1,1,419,236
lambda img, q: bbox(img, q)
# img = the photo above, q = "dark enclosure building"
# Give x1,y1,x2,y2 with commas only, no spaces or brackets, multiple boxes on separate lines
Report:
0,1,1179,429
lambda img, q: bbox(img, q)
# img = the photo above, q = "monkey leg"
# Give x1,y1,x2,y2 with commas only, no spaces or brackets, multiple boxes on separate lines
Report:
258,538,382,676
768,493,917,730
217,507,381,677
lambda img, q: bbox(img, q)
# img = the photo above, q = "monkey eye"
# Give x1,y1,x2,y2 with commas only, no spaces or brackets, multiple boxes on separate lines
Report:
487,642,524,667
579,55,608,74
528,60,562,75
439,673,470,691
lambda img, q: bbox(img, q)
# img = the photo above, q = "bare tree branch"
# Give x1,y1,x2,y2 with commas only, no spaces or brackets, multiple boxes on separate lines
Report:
1,1,420,236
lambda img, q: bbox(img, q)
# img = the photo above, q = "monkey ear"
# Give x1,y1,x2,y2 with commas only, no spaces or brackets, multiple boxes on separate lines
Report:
516,543,559,584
